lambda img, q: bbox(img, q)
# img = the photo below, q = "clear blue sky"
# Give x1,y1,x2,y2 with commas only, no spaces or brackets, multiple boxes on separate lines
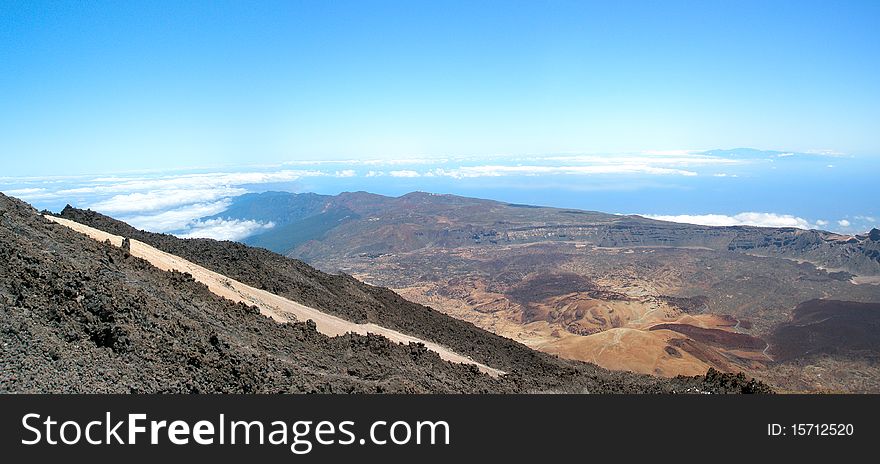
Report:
1,0,879,176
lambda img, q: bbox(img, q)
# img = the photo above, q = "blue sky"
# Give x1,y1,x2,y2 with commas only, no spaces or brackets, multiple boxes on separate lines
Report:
2,1,879,176
1,2,878,238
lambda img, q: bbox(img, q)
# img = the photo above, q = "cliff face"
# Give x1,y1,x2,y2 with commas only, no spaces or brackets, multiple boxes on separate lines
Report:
597,221,880,275
725,227,880,276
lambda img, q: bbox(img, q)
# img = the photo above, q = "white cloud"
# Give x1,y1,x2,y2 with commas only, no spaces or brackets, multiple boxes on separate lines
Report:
776,153,795,158
529,153,739,167
121,200,233,232
2,187,46,196
0,187,57,201
356,157,452,166
335,170,356,178
430,164,698,179
640,149,700,156
855,216,876,223
52,169,326,235
2,169,326,207
55,170,323,198
389,170,421,178
283,156,454,167
0,168,330,234
365,170,384,177
805,149,847,157
89,187,247,214
838,219,851,227
642,212,817,229
176,218,275,241
816,219,829,226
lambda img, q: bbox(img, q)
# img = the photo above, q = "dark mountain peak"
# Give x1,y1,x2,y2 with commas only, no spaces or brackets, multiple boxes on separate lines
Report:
869,228,880,241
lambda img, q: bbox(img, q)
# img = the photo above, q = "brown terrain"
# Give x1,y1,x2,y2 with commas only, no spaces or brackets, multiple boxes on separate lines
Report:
216,191,880,392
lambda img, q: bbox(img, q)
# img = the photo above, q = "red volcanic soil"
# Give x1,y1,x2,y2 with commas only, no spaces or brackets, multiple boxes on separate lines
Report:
769,299,880,362
666,338,738,372
650,323,766,350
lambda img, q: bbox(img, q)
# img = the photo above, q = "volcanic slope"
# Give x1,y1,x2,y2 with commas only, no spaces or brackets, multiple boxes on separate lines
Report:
0,194,769,393
45,215,502,376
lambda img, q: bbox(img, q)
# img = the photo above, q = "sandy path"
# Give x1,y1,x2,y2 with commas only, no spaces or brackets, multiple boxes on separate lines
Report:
46,215,504,377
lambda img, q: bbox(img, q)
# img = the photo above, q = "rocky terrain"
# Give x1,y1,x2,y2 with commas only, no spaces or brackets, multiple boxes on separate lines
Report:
207,191,880,392
0,193,770,393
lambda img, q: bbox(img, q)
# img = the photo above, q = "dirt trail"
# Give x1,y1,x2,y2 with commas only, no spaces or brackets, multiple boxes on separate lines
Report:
46,215,504,377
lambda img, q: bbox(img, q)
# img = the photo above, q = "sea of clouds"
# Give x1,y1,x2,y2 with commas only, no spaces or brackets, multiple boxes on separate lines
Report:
1,150,872,240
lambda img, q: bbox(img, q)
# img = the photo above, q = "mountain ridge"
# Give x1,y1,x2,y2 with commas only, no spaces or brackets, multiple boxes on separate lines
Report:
215,191,880,276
